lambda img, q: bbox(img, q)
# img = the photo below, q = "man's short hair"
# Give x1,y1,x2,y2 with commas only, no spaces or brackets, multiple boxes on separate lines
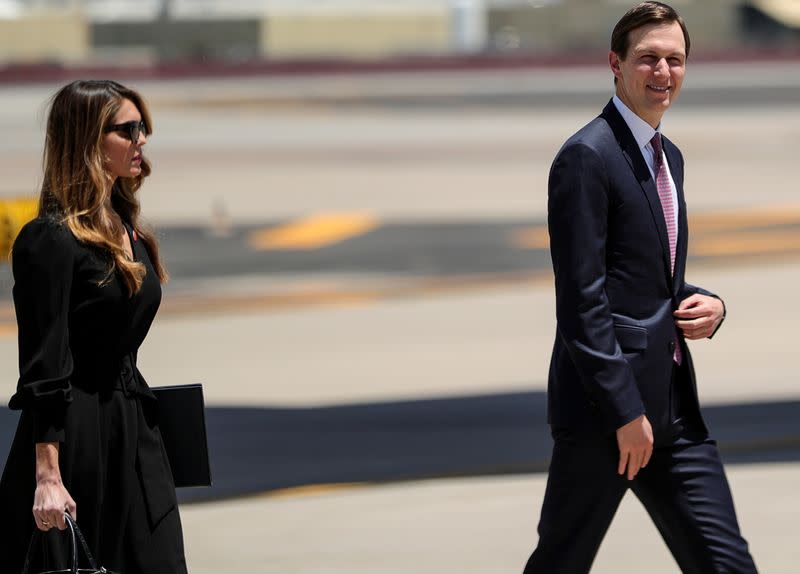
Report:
611,1,691,60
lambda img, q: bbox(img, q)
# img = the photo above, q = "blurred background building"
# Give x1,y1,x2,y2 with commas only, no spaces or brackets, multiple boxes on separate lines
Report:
0,0,798,68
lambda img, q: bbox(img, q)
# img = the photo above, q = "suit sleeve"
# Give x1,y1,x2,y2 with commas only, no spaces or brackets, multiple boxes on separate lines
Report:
548,143,645,430
9,220,75,443
681,282,726,338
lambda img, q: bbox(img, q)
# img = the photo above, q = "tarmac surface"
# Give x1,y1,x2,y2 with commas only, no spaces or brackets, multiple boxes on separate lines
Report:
1,62,799,572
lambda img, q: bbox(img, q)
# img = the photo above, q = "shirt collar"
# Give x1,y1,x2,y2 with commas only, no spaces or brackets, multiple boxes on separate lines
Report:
612,95,660,151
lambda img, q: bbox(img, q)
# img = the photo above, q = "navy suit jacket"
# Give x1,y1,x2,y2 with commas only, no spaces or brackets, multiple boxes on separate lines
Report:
547,99,718,444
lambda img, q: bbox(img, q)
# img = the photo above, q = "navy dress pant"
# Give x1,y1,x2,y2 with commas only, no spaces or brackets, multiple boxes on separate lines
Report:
524,369,757,573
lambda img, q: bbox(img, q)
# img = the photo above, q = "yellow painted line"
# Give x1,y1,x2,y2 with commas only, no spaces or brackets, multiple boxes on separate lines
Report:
511,225,549,249
0,272,554,332
248,212,377,251
690,203,800,232
513,204,800,252
515,226,800,258
258,482,369,500
691,230,800,257
161,289,381,316
158,271,552,319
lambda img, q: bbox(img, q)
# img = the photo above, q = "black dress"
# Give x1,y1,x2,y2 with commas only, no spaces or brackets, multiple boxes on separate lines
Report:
0,217,187,574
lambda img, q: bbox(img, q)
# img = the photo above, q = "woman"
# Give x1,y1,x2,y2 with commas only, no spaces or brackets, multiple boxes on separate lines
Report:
0,80,187,573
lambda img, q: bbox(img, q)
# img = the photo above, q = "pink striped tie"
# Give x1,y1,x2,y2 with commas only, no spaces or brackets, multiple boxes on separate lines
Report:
651,134,682,365
651,134,677,273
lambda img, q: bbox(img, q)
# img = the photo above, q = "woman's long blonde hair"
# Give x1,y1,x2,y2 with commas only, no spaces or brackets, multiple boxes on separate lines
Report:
39,80,167,295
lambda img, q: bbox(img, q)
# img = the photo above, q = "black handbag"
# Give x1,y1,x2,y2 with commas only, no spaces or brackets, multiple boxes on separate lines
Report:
21,514,118,574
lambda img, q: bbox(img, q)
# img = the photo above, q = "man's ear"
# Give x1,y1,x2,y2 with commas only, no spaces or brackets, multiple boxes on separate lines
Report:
609,51,623,81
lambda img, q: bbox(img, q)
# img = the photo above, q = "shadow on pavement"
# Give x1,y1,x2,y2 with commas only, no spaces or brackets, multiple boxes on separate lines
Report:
1,393,798,503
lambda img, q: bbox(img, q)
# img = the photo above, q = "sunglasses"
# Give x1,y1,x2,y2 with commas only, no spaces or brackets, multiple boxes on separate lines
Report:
105,120,147,143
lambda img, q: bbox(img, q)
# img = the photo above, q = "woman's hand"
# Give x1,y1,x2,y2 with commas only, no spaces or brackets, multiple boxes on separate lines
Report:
33,442,77,531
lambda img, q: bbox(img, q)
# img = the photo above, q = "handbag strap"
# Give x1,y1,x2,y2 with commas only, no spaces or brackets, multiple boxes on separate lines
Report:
65,514,100,572
20,513,100,574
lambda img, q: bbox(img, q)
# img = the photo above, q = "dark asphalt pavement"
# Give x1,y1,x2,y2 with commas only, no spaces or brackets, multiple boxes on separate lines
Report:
4,215,798,304
1,394,798,503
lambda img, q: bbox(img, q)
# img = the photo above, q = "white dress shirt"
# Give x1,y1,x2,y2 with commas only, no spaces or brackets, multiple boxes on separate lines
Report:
612,95,680,237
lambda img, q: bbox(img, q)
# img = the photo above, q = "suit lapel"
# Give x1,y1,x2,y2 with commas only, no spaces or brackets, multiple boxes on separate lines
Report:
601,100,672,285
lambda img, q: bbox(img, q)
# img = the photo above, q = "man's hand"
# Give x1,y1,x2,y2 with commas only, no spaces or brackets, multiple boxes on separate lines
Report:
616,415,653,481
674,294,725,339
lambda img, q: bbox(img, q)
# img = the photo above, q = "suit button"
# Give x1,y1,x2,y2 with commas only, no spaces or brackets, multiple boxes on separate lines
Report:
668,341,676,353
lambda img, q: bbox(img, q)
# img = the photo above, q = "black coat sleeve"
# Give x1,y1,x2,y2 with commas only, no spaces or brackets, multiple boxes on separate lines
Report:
548,143,645,430
9,219,75,443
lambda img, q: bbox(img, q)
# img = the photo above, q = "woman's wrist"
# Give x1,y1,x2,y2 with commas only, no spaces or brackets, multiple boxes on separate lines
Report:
35,442,62,483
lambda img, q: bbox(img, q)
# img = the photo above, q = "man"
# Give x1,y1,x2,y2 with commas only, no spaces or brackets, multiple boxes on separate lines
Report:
523,3,758,573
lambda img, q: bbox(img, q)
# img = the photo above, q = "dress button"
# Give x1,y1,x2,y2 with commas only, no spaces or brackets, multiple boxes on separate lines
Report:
668,341,676,353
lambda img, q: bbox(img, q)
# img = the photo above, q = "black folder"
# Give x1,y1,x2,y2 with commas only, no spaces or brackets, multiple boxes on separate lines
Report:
151,384,212,488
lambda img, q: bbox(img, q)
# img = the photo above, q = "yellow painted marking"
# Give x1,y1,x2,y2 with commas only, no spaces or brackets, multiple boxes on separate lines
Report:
513,204,800,253
690,203,800,232
259,482,369,500
162,289,380,316
249,212,377,251
0,197,38,256
691,230,800,257
158,271,552,319
511,226,549,249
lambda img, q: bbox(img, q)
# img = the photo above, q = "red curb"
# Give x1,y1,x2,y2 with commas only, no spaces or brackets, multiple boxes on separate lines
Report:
2,50,799,85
